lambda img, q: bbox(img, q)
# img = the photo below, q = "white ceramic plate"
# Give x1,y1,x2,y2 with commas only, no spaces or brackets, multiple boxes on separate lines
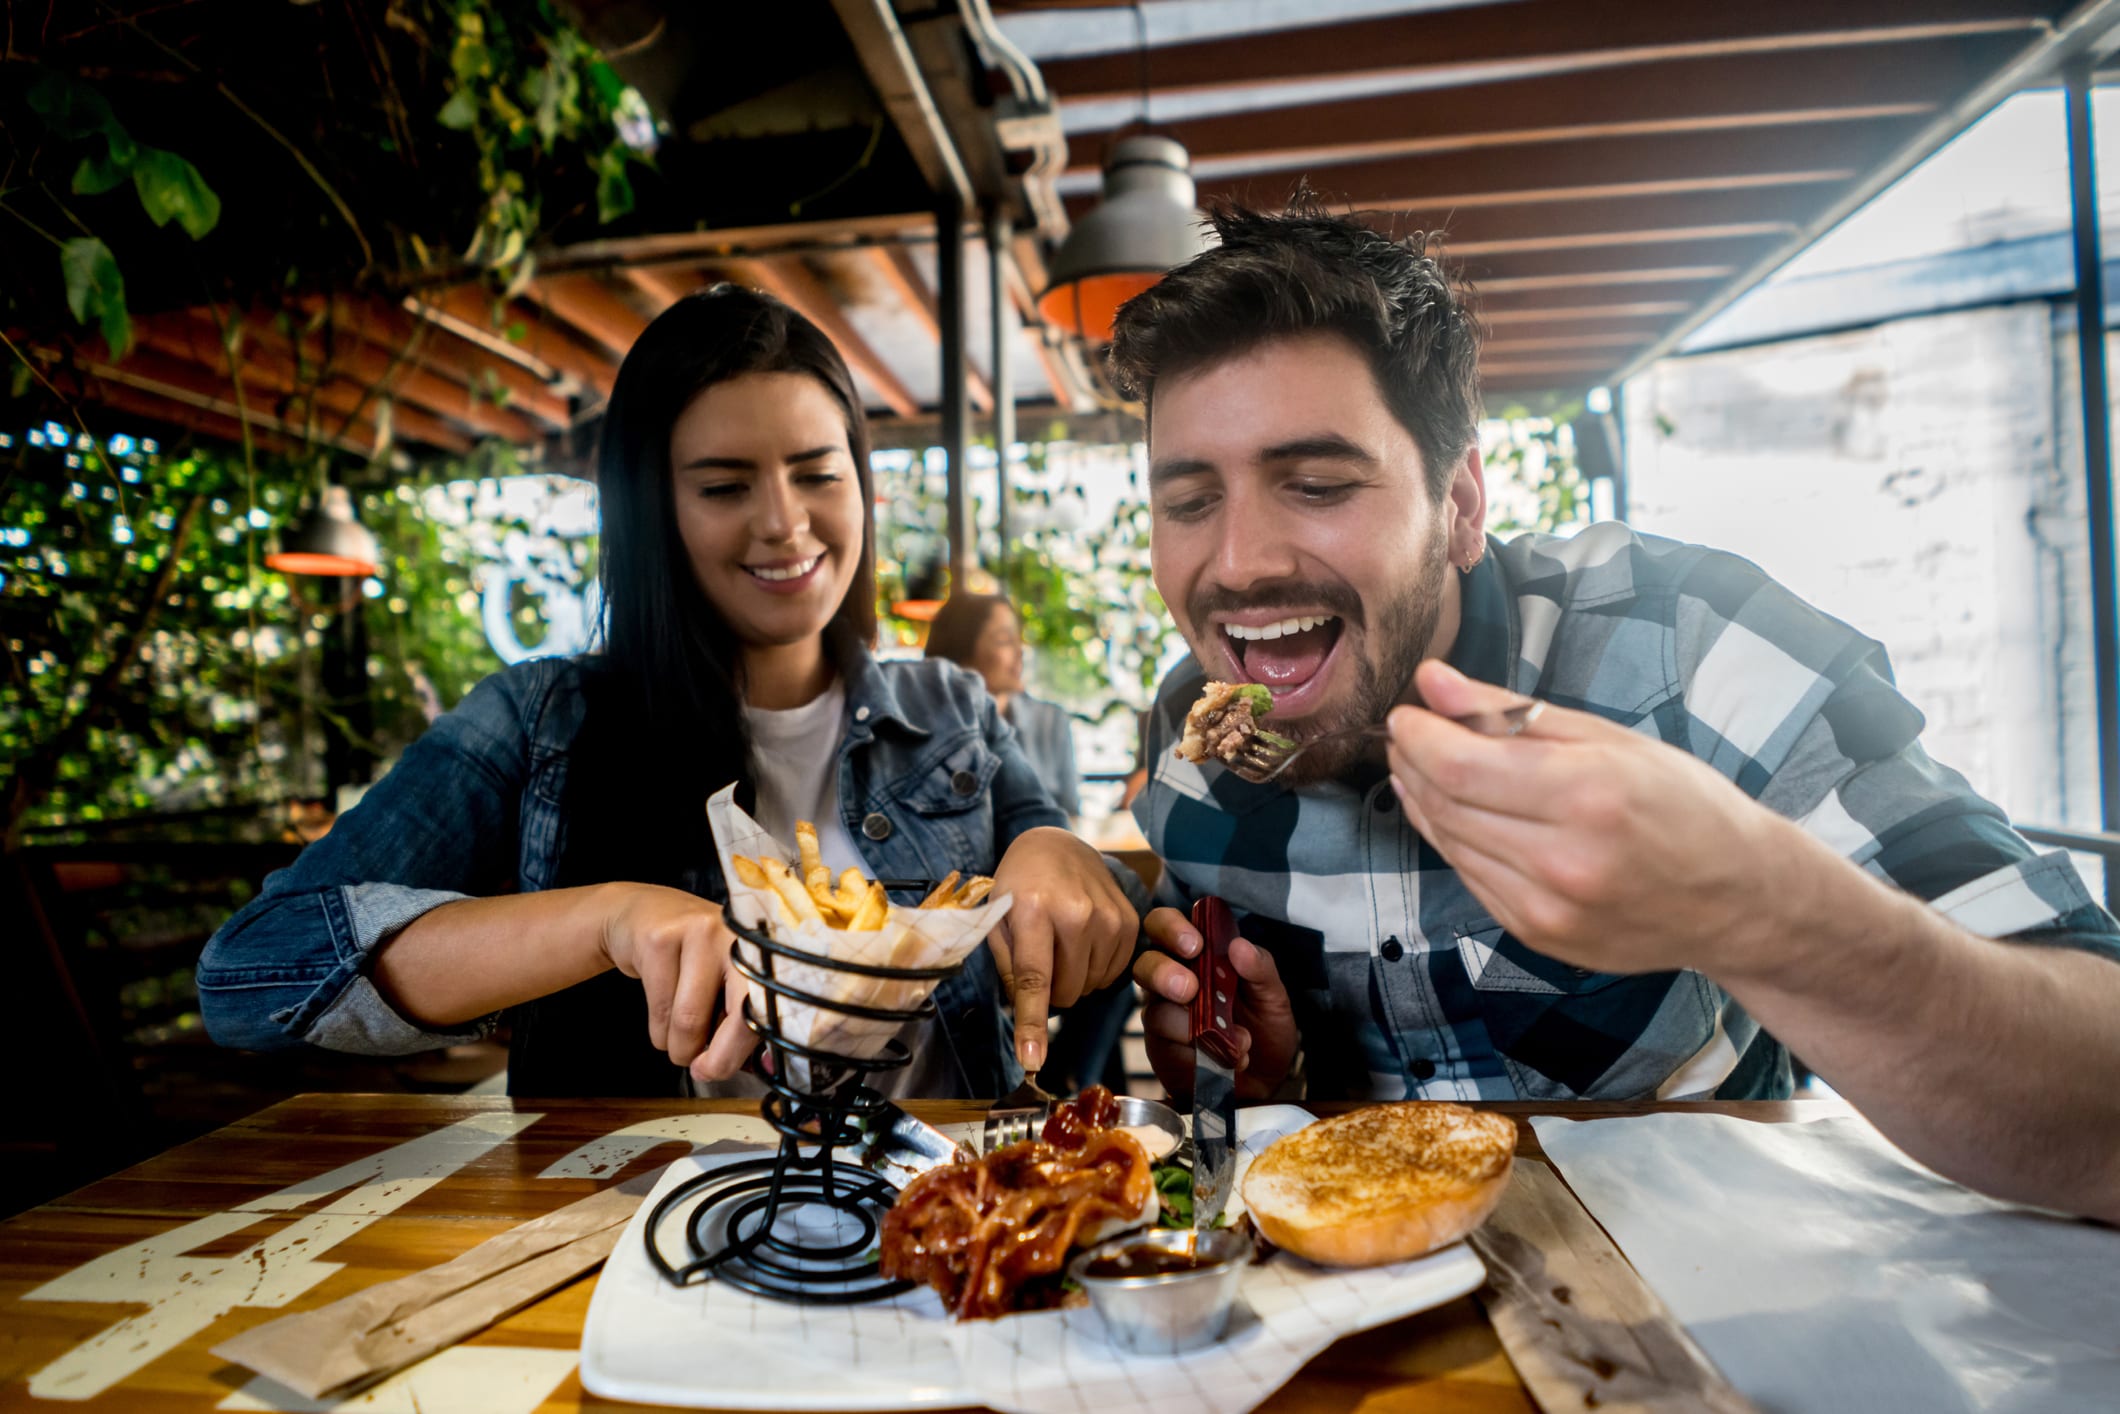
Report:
579,1105,1487,1414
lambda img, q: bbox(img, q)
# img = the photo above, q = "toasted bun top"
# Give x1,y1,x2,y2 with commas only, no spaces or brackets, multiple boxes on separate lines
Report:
1243,1102,1516,1232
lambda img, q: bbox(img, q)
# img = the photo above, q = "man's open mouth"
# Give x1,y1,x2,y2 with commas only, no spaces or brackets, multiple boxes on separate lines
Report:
1223,614,1344,692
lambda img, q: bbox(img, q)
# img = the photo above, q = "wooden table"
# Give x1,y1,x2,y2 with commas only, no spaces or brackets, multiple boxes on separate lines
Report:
0,1096,1841,1413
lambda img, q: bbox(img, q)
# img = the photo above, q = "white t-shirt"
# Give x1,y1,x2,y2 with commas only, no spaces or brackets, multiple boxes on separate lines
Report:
690,678,954,1099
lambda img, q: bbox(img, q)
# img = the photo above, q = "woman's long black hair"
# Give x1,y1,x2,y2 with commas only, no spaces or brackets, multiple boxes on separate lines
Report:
523,286,881,1095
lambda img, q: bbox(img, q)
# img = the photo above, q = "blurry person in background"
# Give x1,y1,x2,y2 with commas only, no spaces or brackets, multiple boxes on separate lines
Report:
927,591,1130,1091
925,593,1081,820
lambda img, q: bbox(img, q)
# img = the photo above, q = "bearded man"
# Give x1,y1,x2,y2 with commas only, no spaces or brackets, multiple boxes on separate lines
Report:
1122,202,2120,1224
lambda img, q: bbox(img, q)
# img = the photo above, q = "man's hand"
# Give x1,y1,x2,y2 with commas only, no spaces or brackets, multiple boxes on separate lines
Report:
990,827,1139,1069
1386,660,1798,982
1133,907,1299,1101
599,884,756,1083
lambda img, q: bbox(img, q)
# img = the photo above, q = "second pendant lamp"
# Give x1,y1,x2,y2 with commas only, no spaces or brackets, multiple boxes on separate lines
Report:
1038,134,1212,345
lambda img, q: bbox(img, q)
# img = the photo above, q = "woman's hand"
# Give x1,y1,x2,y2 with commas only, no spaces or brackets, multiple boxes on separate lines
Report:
989,827,1139,1070
1132,907,1300,1101
598,883,757,1082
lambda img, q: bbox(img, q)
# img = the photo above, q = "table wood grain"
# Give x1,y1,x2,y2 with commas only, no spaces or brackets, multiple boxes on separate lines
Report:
0,1095,1846,1413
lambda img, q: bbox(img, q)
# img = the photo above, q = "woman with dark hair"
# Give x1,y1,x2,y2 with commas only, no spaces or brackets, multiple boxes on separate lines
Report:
198,286,1139,1098
923,593,1080,818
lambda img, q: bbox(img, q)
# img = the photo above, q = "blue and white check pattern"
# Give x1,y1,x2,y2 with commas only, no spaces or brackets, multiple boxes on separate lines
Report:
1134,523,2120,1102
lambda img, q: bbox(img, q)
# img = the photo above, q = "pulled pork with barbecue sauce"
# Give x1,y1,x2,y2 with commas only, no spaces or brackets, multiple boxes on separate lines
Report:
880,1086,1153,1319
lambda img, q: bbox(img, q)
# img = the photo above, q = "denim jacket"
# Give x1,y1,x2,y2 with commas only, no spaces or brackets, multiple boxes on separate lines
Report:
197,648,1111,1097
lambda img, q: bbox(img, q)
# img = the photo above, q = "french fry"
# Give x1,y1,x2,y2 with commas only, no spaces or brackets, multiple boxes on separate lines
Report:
919,872,962,909
848,881,890,931
956,876,994,907
833,868,867,919
763,856,827,928
731,856,770,889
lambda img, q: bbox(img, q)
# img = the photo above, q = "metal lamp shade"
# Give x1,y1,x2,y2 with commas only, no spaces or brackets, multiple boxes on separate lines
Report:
1038,135,1213,343
266,484,382,578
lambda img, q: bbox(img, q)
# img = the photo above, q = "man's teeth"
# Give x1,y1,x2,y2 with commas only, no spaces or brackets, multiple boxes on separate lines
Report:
749,556,820,582
1224,614,1336,642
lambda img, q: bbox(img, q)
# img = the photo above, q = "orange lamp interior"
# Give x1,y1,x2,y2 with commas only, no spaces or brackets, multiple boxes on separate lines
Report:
266,551,380,577
1037,272,1166,344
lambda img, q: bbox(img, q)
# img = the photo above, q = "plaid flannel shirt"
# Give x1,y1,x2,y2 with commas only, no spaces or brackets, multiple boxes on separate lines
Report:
1134,523,2120,1102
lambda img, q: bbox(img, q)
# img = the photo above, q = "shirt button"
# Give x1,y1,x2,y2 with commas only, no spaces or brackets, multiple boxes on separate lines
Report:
1380,937,1404,962
862,812,893,841
950,769,978,796
854,706,871,723
1410,1057,1437,1081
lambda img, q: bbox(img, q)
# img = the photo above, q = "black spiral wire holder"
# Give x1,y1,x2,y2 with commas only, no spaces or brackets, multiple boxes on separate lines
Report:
643,908,964,1304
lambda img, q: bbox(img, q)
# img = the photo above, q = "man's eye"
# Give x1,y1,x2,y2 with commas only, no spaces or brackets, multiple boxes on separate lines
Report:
1158,496,1216,522
1292,482,1354,503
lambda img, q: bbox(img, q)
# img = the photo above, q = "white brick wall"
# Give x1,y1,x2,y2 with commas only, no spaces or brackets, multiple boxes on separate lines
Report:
1621,303,2102,860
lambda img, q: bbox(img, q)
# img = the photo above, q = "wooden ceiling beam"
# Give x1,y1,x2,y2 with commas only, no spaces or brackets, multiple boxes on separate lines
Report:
415,286,618,398
189,310,542,445
83,341,388,456
78,379,308,458
1036,0,2052,105
1059,39,2010,176
1452,234,1789,285
624,266,712,313
1475,280,1729,314
304,296,573,430
868,245,994,413
718,256,922,418
527,273,653,360
134,317,473,454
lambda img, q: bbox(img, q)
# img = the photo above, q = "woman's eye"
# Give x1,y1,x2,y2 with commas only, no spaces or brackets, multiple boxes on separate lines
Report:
696,483,745,499
798,470,844,487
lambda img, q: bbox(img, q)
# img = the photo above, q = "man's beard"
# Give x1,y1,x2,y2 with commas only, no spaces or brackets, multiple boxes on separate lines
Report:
1189,527,1450,787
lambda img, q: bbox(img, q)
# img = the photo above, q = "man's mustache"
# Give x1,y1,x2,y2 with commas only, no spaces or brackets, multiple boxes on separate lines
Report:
1188,580,1365,631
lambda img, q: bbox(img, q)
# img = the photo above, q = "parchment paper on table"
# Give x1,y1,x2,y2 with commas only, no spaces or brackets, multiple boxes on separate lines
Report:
707,784,1011,1087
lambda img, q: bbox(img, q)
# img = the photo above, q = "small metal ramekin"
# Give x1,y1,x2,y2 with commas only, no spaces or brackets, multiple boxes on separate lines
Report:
1111,1095,1185,1162
1067,1226,1252,1355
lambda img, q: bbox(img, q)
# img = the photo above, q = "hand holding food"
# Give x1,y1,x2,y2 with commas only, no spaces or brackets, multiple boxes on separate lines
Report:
988,826,1139,1069
1131,905,1300,1101
597,884,753,1083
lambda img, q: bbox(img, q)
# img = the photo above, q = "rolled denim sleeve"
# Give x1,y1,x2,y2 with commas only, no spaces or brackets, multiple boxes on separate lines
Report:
198,663,551,1054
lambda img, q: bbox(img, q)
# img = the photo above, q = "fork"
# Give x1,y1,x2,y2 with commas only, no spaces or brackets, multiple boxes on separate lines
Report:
981,1070,1055,1152
1229,700,1544,784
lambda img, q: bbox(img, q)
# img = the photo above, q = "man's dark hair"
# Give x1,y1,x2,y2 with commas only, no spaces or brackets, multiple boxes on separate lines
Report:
1107,199,1482,497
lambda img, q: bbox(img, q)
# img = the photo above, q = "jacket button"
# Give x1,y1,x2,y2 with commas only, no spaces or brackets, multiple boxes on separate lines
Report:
1373,791,1394,814
950,769,978,796
862,812,893,841
1410,1057,1437,1080
1380,936,1404,962
854,705,872,723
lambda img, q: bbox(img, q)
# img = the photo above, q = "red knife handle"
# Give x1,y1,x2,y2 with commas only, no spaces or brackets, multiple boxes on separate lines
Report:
1190,896,1242,1069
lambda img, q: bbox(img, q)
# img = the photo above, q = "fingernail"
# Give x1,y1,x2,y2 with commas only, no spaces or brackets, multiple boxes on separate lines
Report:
1180,930,1201,956
1021,1037,1046,1069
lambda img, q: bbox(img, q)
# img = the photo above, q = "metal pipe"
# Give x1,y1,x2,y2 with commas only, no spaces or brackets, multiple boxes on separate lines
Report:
988,209,1016,578
938,194,974,585
2064,60,2120,910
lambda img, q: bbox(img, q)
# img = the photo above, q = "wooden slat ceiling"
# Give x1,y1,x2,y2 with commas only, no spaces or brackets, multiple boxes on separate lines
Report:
1012,0,2097,396
53,0,2115,457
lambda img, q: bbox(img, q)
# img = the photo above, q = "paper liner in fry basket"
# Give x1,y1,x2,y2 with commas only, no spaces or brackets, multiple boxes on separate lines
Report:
707,785,1010,1088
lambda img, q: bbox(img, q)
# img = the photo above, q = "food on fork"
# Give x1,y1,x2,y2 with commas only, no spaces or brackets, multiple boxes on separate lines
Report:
1174,681,1293,767
880,1086,1158,1319
1240,1101,1515,1267
728,827,994,931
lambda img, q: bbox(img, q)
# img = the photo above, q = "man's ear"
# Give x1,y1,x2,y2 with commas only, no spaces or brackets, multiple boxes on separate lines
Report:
1448,443,1488,562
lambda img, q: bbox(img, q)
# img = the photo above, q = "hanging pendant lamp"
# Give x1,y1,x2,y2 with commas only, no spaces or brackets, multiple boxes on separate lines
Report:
266,483,382,578
1037,134,1211,344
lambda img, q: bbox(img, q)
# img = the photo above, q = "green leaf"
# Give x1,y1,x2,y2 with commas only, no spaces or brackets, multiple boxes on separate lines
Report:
437,88,479,130
72,147,133,196
595,146,633,223
26,70,122,142
60,237,130,358
131,148,221,239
